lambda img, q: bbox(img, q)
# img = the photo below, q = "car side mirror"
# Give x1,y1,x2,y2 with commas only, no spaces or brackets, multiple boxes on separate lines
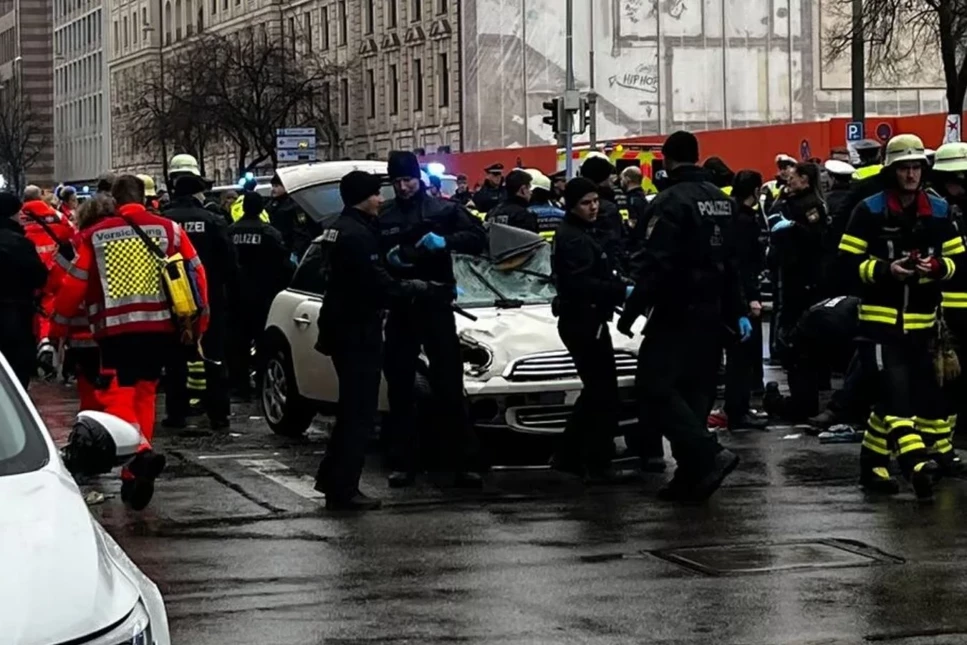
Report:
61,411,143,477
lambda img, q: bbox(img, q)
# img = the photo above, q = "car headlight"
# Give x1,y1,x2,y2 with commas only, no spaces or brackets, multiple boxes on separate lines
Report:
85,600,151,645
459,332,493,377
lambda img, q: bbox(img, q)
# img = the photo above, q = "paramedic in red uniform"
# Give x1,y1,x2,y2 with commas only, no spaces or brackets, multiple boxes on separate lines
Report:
52,175,210,511
21,185,75,377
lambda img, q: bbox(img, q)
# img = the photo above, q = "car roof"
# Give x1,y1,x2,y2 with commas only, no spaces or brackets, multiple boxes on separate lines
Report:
276,161,389,193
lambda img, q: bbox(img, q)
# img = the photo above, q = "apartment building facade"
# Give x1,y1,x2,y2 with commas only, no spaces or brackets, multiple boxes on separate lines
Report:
54,0,110,184
0,0,55,188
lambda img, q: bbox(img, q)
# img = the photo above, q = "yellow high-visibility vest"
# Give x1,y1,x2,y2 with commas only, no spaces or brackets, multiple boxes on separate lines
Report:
852,164,882,181
231,195,270,223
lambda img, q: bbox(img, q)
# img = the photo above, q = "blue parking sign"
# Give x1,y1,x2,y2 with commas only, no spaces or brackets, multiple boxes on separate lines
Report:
846,121,864,142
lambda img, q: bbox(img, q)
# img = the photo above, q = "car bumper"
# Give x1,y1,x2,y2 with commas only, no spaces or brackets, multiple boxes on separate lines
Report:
465,375,638,435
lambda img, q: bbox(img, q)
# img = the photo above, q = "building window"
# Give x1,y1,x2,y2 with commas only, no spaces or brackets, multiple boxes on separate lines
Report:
365,0,374,34
305,12,312,52
437,0,446,14
164,1,172,44
175,0,183,40
340,78,349,125
322,81,331,115
197,5,204,31
133,13,139,44
211,0,216,13
438,52,449,107
338,1,347,45
113,20,118,53
413,58,423,111
389,63,399,115
122,16,128,48
366,69,376,118
320,7,329,49
411,0,421,21
288,17,295,54
387,0,397,27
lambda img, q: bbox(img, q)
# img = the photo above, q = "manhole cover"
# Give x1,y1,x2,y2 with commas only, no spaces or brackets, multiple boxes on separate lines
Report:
651,538,903,576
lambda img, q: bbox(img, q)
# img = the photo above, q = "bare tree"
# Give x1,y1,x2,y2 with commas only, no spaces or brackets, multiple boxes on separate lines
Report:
825,0,967,115
0,76,48,194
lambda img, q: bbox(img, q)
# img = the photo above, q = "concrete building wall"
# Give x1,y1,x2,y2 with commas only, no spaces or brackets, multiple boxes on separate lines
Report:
54,0,109,184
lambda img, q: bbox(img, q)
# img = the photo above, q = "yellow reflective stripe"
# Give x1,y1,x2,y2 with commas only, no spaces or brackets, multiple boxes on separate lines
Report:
942,257,956,280
886,418,915,431
863,433,889,449
934,439,954,453
619,209,629,221
914,416,951,430
950,414,959,426
903,312,937,330
858,304,898,325
858,259,879,283
868,413,890,435
839,234,868,253
862,434,891,455
872,467,892,480
861,304,897,316
897,434,927,454
942,237,966,254
539,231,555,240
942,292,967,308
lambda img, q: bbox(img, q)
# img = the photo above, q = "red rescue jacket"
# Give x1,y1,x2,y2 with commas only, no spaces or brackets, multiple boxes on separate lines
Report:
21,200,75,269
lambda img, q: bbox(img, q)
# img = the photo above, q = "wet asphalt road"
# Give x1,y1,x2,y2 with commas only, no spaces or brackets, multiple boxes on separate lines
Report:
32,380,967,645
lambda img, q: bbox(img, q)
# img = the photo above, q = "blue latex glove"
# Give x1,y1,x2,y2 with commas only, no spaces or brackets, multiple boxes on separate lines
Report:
625,285,634,301
417,232,447,251
738,316,753,342
454,286,465,298
770,218,793,233
387,245,413,268
290,253,299,265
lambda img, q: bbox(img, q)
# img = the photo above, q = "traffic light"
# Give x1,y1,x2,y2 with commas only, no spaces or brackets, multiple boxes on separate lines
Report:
574,96,590,135
543,97,562,134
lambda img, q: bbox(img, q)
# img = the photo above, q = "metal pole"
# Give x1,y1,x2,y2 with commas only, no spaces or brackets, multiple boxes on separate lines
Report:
850,0,865,122
565,0,574,179
522,0,529,146
588,0,597,147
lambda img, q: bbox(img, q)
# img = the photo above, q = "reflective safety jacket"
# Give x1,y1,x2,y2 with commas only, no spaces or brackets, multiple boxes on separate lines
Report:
838,190,963,341
230,195,270,223
51,203,210,339
529,203,565,241
852,164,883,181
46,232,96,348
21,200,75,269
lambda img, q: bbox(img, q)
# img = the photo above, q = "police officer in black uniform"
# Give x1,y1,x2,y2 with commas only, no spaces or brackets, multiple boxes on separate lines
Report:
471,163,506,214
485,169,538,232
226,192,294,398
579,155,627,271
617,131,746,502
268,173,320,259
451,174,473,206
312,171,440,511
380,150,487,488
551,178,633,481
161,171,239,429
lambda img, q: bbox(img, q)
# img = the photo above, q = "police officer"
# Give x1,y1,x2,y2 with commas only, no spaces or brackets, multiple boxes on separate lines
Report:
762,154,797,214
551,178,633,481
525,169,565,240
312,171,440,511
839,133,961,498
161,167,239,430
230,175,271,224
379,150,487,488
617,130,746,503
227,192,294,398
268,173,320,260
579,153,626,271
620,166,650,229
451,174,473,206
550,171,567,208
471,163,506,214
825,159,857,237
485,169,537,232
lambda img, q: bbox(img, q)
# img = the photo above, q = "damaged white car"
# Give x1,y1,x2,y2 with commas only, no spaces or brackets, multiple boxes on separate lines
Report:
261,219,642,444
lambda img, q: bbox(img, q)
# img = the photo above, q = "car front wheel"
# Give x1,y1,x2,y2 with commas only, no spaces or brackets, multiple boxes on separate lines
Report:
260,343,316,437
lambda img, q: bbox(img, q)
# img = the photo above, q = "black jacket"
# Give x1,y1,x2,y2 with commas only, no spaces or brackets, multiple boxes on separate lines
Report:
826,185,853,239
552,212,626,322
733,202,765,302
269,194,320,260
316,208,428,351
451,190,473,206
593,184,627,273
162,195,239,308
620,165,745,331
471,183,505,213
769,190,828,326
485,196,538,232
0,217,47,376
379,189,486,289
227,216,293,308
624,187,650,228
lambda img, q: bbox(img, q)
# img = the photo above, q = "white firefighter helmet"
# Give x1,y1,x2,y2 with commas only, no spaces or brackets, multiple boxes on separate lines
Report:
934,142,967,173
169,153,201,176
522,168,551,192
823,159,856,177
883,134,928,167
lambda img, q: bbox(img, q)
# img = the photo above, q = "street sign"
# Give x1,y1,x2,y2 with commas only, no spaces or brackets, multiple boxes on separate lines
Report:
799,138,811,160
944,114,961,143
278,149,316,163
846,121,864,142
875,122,892,142
276,127,317,164
276,127,316,137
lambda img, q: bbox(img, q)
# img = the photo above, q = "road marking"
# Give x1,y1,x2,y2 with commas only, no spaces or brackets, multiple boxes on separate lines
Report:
235,458,325,501
196,451,325,461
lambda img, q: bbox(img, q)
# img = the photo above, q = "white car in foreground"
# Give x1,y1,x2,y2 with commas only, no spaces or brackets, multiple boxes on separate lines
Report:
259,161,642,444
0,358,170,645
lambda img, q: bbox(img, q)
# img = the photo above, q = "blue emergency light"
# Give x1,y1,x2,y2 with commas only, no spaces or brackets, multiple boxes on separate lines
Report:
426,162,445,177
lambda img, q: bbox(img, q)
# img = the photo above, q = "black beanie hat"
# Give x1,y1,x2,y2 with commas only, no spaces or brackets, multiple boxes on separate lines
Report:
662,130,700,164
564,177,599,212
242,191,264,218
340,170,382,208
580,156,615,184
0,192,22,218
387,150,421,180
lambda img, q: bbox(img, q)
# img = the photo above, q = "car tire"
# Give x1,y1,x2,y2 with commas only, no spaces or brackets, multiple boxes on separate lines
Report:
260,341,315,437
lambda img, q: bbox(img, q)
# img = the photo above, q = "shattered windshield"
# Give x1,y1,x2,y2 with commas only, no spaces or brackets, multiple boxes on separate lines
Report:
453,244,556,308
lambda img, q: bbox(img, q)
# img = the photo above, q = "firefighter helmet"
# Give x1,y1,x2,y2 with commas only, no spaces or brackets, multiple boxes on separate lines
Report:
883,134,928,167
169,153,201,176
933,142,967,173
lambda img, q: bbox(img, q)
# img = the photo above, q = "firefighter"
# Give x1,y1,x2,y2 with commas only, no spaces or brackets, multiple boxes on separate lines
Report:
0,193,47,387
379,150,486,488
160,164,239,430
52,175,210,510
485,169,537,232
313,171,443,511
524,169,565,240
617,130,746,503
551,177,633,481
838,133,962,498
137,175,161,212
451,174,473,206
471,163,506,213
579,153,626,271
227,192,294,398
268,172,319,260
21,185,75,379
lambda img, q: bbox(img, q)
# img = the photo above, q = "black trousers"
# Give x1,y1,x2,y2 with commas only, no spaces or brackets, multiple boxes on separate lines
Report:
315,322,382,500
163,310,229,422
557,316,618,471
635,320,723,474
383,302,479,473
228,301,270,394
724,316,763,421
